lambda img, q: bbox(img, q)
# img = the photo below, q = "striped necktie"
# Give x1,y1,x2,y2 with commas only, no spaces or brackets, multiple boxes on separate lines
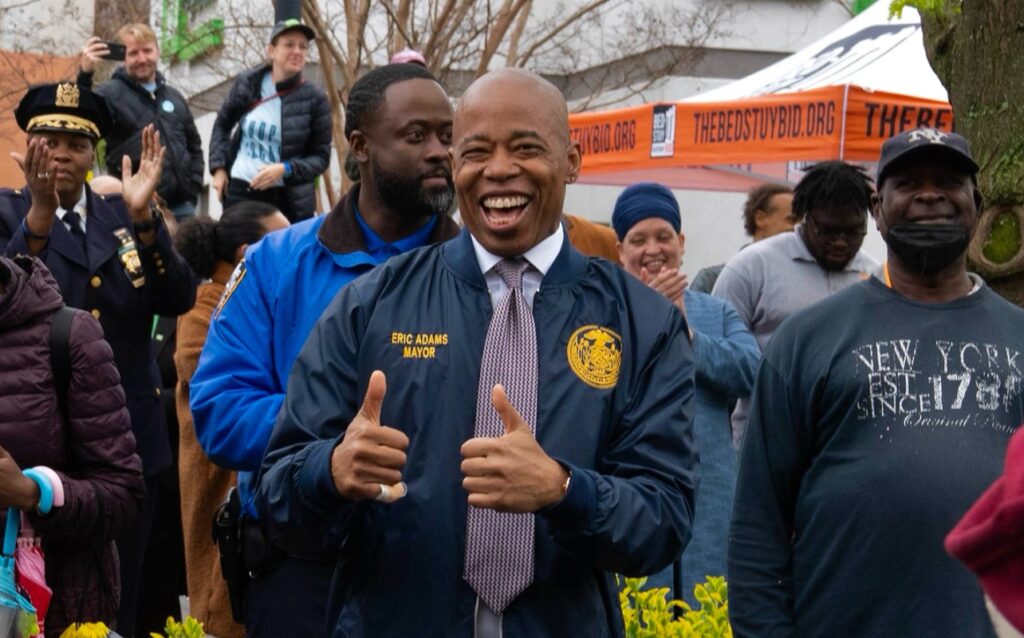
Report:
463,258,538,614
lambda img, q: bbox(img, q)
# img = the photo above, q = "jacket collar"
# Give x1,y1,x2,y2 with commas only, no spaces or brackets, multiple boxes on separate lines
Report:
442,225,588,290
83,186,126,273
113,66,165,92
317,183,461,255
252,63,304,92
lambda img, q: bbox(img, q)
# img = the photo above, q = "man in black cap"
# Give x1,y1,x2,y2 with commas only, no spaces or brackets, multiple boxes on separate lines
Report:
728,127,1024,637
0,82,196,637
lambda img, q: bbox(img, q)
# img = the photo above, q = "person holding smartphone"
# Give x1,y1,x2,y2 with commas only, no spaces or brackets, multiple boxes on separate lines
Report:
77,24,204,221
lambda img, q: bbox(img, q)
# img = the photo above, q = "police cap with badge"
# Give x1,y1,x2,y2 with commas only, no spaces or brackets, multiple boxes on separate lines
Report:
15,81,113,141
15,82,149,288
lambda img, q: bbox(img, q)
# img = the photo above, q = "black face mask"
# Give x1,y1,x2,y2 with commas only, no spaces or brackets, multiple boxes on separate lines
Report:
885,223,970,275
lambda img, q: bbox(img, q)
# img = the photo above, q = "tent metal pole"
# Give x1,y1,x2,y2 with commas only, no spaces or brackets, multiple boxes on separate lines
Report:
839,84,851,160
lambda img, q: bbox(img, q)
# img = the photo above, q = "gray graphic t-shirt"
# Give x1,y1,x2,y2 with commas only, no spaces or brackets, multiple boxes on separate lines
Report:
729,276,1021,638
231,71,283,186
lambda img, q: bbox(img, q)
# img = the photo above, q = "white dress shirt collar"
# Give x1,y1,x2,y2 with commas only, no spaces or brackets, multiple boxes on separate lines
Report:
470,225,564,310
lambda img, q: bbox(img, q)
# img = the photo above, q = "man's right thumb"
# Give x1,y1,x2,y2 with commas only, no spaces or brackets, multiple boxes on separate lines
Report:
360,370,387,422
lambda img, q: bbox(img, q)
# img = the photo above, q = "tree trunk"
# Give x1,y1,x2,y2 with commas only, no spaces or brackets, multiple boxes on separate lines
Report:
94,0,149,39
916,1,1024,289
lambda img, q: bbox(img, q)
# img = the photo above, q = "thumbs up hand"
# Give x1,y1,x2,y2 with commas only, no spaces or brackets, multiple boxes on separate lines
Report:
460,385,569,513
331,370,409,503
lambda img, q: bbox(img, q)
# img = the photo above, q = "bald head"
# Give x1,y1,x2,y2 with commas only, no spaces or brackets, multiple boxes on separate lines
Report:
457,68,570,145
450,68,581,257
89,175,122,196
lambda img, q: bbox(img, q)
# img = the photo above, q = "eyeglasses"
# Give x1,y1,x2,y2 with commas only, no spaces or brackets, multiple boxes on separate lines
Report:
805,214,867,242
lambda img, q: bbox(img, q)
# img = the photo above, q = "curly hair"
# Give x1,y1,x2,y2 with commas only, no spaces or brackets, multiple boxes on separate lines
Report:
792,161,873,221
174,201,281,278
742,183,793,237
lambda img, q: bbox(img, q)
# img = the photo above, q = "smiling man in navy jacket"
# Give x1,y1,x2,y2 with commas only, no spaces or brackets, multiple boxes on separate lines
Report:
255,68,699,637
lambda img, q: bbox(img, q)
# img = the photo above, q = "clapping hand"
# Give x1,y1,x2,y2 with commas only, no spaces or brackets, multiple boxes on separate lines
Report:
642,267,687,315
460,385,568,513
330,371,409,504
122,124,165,220
11,137,58,214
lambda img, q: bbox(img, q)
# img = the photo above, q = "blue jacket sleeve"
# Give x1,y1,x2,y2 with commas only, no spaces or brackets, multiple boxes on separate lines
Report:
190,256,283,471
691,299,760,399
539,308,699,576
728,352,812,637
1,214,32,258
255,283,368,553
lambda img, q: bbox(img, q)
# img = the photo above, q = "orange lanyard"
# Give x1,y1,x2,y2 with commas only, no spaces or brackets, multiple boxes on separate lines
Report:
882,262,892,288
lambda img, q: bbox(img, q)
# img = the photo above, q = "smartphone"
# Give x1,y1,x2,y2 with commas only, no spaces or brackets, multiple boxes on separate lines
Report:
102,41,127,61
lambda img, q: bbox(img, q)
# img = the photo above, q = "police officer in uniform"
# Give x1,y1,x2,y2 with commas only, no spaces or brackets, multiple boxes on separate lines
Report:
0,82,196,636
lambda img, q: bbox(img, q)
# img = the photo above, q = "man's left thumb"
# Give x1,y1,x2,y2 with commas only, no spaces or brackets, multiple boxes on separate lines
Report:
492,384,528,435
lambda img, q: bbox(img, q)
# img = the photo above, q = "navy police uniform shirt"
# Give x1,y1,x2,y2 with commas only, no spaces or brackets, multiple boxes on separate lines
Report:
0,186,197,476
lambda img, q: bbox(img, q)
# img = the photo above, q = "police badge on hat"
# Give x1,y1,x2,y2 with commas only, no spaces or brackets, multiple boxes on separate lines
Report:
113,227,145,288
15,82,113,140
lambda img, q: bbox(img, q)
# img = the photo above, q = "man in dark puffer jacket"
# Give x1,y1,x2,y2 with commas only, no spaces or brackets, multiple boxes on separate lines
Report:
77,24,204,219
0,255,145,637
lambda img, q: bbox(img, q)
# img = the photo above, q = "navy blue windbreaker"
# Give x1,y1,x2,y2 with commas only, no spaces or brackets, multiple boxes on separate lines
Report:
256,230,699,637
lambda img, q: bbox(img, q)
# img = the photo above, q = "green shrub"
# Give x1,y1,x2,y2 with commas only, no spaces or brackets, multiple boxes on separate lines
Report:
619,575,732,638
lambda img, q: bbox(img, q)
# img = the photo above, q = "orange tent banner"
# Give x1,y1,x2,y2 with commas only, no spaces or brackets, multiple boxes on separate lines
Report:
680,86,846,166
569,103,657,174
569,85,954,177
841,88,954,161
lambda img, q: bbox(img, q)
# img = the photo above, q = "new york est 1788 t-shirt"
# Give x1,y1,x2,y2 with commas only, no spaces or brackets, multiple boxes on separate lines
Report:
729,276,1023,638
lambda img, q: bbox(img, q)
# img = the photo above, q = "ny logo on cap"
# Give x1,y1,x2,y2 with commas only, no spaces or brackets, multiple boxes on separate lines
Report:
55,83,80,108
907,128,947,145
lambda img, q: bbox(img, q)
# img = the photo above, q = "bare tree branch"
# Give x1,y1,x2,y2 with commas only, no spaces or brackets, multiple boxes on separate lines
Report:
504,0,533,66
516,0,615,67
379,0,416,53
474,0,532,76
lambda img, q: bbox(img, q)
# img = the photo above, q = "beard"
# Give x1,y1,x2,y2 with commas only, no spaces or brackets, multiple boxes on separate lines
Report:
371,158,454,220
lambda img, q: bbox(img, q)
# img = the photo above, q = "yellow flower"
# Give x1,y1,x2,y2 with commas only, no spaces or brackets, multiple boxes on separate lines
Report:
59,622,110,638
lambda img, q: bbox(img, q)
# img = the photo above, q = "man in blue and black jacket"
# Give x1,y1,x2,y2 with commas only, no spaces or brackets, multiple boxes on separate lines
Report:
190,63,459,637
255,68,699,637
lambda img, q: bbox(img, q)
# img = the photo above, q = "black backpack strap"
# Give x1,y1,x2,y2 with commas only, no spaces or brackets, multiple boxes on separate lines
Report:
49,305,78,422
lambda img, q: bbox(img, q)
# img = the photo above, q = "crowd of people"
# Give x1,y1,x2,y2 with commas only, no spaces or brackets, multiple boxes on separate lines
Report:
0,10,1021,638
